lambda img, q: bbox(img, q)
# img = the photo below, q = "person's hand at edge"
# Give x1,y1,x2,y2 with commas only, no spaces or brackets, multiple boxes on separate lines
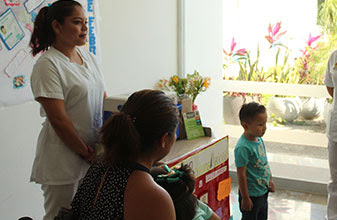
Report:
241,197,253,211
84,145,95,164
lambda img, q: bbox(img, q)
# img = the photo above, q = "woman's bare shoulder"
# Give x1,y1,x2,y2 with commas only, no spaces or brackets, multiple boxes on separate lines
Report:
124,171,176,220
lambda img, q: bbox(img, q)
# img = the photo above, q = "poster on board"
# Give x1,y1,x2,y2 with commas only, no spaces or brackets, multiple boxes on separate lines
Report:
0,8,25,50
0,0,101,108
166,137,231,220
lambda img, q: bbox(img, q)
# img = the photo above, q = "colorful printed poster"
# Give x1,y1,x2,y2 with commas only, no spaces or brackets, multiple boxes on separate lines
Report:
183,110,205,140
166,137,231,220
0,0,101,108
0,8,25,50
4,0,20,6
24,0,45,14
13,74,26,89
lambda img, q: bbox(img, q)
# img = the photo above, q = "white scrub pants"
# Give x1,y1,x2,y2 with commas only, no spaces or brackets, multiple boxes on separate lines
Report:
41,182,79,220
328,140,337,220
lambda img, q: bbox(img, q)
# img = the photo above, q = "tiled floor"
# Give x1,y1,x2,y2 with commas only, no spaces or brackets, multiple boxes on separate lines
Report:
229,182,327,220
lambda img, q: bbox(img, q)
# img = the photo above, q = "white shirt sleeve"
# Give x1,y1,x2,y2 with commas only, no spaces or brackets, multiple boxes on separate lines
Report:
324,50,337,88
30,58,64,101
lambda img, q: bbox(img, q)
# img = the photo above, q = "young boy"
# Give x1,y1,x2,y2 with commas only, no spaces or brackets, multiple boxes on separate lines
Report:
234,102,275,220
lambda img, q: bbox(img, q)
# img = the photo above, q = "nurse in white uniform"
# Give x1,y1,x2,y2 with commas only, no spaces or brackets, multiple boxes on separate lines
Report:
324,50,337,220
29,1,106,219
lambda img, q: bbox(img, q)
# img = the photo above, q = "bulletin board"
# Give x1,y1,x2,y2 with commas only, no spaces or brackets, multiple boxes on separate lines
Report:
166,136,231,220
0,0,101,108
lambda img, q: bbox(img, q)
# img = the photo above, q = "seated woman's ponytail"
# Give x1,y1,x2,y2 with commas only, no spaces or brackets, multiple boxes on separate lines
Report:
100,111,141,165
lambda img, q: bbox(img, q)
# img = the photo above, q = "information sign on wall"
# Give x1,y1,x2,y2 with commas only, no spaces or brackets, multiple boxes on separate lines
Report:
0,0,101,108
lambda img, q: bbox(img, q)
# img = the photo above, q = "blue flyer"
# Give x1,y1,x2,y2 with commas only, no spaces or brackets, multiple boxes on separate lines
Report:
0,8,25,50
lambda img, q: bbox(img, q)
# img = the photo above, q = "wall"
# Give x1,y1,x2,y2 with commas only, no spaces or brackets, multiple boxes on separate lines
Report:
0,102,45,219
99,0,178,95
184,0,224,128
0,1,178,219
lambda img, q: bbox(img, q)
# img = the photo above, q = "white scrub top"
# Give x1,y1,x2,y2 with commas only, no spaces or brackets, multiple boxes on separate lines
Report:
30,46,105,185
324,50,337,142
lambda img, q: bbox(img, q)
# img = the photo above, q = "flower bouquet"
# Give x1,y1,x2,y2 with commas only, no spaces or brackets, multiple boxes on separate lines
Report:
156,70,211,104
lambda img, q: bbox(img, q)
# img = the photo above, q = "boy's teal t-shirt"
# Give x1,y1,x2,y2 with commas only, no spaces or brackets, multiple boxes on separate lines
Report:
234,134,271,196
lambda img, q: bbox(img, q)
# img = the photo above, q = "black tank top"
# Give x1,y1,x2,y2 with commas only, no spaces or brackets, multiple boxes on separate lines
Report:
71,162,150,220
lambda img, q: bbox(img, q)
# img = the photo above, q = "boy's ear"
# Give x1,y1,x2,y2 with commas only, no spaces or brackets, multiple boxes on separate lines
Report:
241,122,248,130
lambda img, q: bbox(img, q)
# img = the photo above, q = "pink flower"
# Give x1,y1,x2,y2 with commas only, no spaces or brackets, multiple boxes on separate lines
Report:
223,37,247,58
192,103,198,111
156,82,164,88
300,33,321,57
306,33,320,47
224,37,237,56
271,22,282,36
300,49,309,57
265,36,274,44
230,37,237,53
265,22,287,47
235,48,248,56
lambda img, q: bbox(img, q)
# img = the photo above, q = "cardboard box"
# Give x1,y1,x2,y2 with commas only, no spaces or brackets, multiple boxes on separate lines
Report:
103,94,129,122
103,91,178,123
178,97,193,113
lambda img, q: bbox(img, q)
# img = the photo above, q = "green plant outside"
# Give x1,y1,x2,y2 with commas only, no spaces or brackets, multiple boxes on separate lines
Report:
222,2,337,126
223,0,337,87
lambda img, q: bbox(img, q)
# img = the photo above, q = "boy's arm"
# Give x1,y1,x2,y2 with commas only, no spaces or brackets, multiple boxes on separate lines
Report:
269,172,275,192
237,166,253,211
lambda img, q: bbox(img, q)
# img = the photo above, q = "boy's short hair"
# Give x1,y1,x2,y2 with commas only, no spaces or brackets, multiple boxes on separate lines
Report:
239,102,266,123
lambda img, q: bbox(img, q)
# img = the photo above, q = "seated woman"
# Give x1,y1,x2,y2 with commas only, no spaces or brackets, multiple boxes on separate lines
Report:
71,89,179,220
154,164,221,220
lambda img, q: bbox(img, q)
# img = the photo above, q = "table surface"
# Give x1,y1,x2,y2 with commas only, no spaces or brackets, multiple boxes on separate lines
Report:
162,136,217,163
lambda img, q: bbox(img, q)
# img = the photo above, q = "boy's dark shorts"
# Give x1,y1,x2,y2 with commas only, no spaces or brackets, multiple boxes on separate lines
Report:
238,190,269,220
